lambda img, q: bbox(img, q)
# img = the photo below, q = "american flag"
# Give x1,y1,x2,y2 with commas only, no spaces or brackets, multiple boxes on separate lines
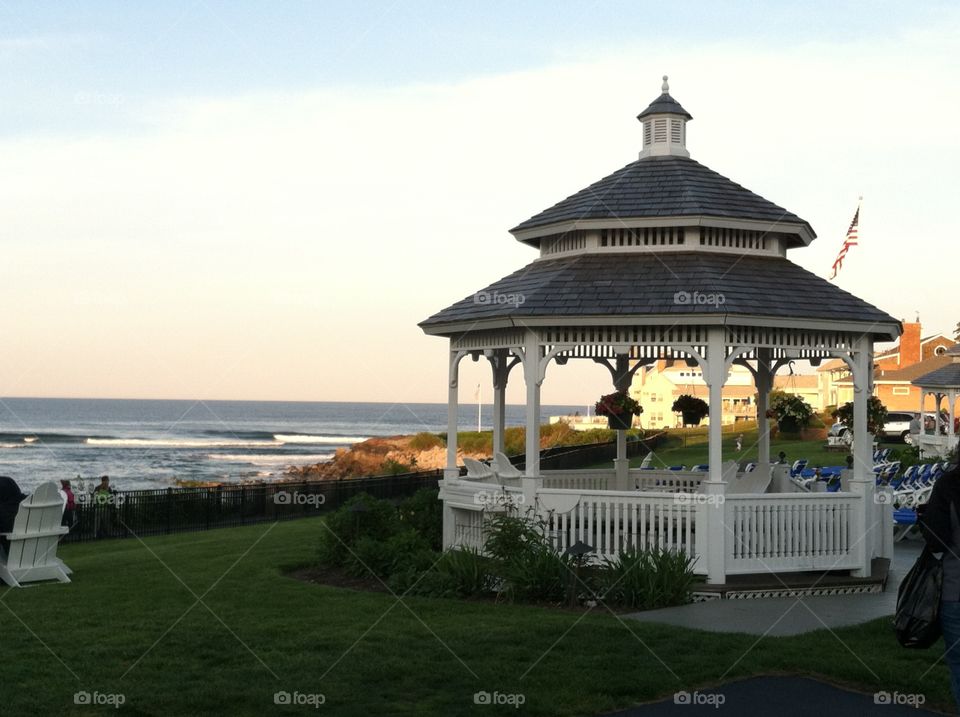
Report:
829,203,860,280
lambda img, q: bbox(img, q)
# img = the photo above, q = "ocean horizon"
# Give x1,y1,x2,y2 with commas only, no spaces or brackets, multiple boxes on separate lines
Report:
0,397,583,491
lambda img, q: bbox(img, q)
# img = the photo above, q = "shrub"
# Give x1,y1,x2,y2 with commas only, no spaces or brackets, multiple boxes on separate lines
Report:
317,493,401,567
834,397,888,436
482,511,576,603
398,488,443,551
483,511,545,562
381,459,414,475
499,542,574,603
432,547,492,597
409,432,444,451
599,547,696,609
458,431,492,455
344,529,436,579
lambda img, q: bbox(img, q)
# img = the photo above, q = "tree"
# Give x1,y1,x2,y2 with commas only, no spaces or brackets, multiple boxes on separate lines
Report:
833,397,888,436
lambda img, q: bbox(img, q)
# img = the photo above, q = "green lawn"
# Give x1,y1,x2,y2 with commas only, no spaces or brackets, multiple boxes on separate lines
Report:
0,519,951,716
632,427,907,470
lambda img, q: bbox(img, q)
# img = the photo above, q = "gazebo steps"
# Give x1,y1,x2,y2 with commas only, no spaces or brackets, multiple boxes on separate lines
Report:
692,558,889,601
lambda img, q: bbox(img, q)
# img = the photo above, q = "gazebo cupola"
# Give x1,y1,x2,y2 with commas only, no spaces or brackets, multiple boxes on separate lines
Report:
637,75,692,158
507,78,817,259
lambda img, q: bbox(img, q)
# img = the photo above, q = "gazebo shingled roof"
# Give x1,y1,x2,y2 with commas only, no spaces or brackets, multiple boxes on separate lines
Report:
420,252,897,331
913,345,960,388
510,156,813,237
636,89,693,120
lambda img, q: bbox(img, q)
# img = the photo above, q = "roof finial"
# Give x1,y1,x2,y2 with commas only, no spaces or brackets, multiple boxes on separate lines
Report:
662,75,669,93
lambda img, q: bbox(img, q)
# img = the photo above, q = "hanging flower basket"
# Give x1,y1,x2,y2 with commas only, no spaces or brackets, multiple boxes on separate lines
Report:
681,411,702,427
672,394,709,426
607,412,633,430
594,391,642,430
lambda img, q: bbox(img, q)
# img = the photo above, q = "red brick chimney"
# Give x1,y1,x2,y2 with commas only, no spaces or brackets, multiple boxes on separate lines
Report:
899,321,922,368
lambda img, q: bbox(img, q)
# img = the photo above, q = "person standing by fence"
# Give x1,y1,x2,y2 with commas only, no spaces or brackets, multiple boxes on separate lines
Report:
93,476,117,538
60,479,76,528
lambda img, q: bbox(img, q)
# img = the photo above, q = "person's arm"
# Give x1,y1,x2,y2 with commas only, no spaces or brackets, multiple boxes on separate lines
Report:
919,479,952,551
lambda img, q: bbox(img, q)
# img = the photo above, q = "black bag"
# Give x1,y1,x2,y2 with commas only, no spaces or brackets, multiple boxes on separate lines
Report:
895,547,944,649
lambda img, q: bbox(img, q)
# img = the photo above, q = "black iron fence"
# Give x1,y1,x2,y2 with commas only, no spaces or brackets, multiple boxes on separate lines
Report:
61,433,668,543
63,470,442,543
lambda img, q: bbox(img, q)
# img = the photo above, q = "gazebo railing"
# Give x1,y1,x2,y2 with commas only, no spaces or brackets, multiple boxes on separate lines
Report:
440,474,872,579
538,488,697,562
722,493,861,574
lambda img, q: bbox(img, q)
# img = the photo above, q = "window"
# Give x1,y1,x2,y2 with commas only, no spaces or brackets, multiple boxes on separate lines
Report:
892,387,911,396
936,345,947,356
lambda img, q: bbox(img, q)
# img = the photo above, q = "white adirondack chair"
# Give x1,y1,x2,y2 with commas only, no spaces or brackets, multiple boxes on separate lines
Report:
462,458,495,481
492,452,523,479
0,481,71,587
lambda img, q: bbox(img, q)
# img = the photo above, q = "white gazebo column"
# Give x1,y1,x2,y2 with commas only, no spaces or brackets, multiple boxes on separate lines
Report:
488,349,510,457
445,346,464,480
522,330,542,480
613,353,631,489
919,390,928,458
702,327,728,585
949,390,957,454
848,334,876,577
755,348,773,475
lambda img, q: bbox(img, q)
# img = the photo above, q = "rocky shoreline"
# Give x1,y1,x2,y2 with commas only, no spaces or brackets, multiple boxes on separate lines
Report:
286,433,481,480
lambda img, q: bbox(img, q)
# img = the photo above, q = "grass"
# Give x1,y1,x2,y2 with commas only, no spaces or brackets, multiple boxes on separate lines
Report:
629,426,907,470
0,518,953,715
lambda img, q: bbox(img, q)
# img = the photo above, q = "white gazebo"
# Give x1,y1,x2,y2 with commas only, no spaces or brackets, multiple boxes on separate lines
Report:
419,78,900,588
913,344,960,458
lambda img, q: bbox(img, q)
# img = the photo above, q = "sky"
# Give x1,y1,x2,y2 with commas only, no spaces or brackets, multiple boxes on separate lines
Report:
1,1,957,407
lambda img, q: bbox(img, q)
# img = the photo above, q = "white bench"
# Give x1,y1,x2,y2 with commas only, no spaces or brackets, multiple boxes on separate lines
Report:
0,481,71,587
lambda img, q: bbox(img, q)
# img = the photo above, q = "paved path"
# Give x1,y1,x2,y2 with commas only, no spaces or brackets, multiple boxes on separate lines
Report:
605,545,953,714
624,542,922,636
599,676,947,716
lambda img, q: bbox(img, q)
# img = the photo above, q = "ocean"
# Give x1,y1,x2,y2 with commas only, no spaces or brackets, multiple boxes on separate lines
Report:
0,398,582,491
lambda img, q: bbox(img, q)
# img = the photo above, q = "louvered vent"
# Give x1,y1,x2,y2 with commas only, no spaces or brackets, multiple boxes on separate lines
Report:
600,227,684,247
643,121,652,147
670,119,682,144
653,119,667,143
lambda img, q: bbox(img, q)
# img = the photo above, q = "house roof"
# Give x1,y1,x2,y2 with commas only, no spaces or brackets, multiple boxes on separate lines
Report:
817,357,848,373
679,385,755,399
510,156,814,238
420,252,899,332
837,355,954,385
